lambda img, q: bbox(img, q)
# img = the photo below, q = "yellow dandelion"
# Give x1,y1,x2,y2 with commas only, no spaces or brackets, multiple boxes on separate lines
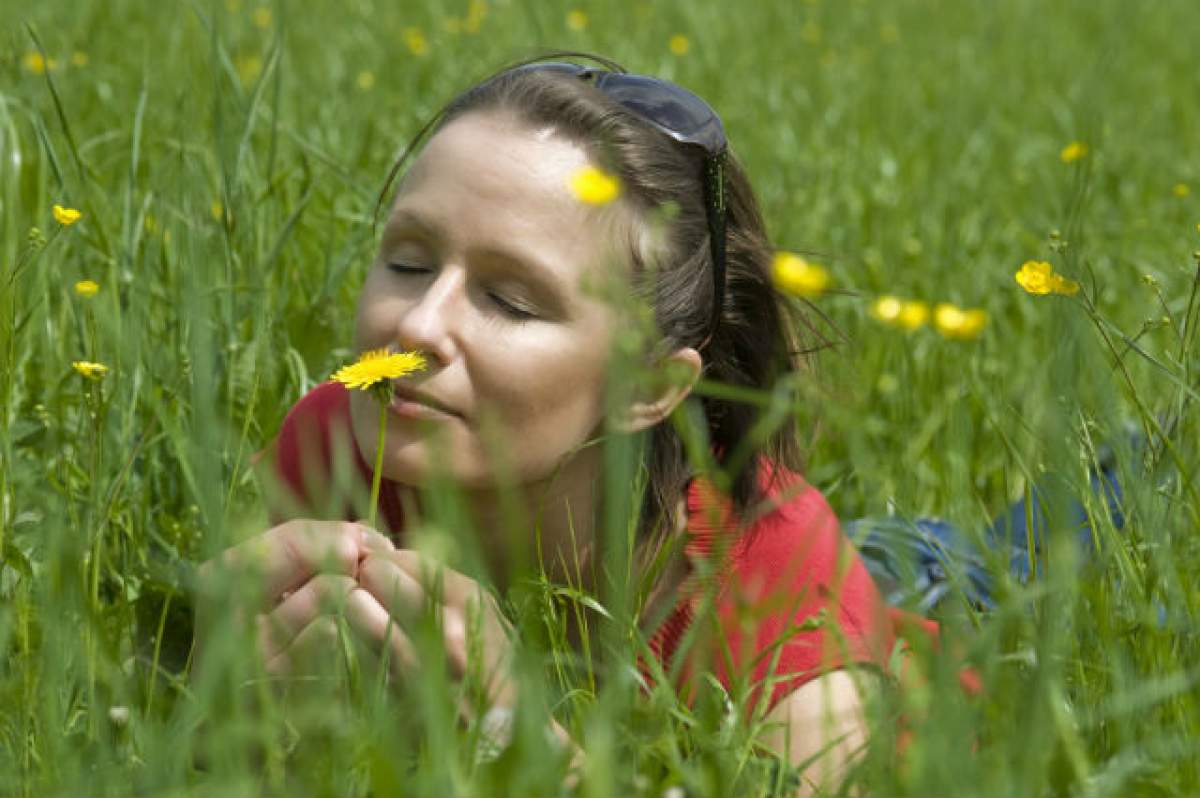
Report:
870,295,903,323
71,51,89,67
252,6,272,28
210,200,224,221
74,280,100,298
1173,183,1191,198
896,300,929,330
404,27,429,56
331,348,427,392
1015,260,1079,296
569,165,621,205
53,204,82,226
933,303,988,340
1060,141,1088,164
23,51,47,74
771,252,830,298
566,9,588,31
669,34,691,56
356,70,375,90
72,361,109,380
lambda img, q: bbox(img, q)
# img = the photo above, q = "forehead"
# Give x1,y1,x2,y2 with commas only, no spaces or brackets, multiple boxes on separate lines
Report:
388,112,631,284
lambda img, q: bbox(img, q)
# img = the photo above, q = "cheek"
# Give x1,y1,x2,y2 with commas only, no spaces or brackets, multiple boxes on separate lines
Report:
475,325,612,435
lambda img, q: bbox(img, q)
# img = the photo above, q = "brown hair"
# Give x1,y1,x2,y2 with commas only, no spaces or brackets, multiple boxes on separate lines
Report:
375,52,823,542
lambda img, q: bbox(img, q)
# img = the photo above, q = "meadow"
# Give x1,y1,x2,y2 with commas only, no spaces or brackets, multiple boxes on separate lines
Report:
1,0,1198,794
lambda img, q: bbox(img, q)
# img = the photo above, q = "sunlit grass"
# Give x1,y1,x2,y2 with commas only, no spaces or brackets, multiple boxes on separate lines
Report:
2,0,1199,795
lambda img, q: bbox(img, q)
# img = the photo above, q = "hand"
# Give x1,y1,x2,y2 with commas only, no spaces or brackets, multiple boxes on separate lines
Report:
193,519,395,682
346,545,517,709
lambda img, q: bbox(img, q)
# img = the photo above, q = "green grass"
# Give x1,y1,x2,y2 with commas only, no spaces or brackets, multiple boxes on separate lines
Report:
2,0,1199,794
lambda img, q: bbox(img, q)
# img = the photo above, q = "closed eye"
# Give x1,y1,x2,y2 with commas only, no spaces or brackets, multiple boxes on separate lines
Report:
387,261,432,275
387,262,537,322
488,292,537,321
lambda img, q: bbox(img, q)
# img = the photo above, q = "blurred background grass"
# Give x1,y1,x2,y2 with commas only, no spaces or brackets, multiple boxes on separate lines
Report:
1,0,1198,795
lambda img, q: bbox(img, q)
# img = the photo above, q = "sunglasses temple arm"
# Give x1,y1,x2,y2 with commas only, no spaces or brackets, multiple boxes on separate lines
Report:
701,153,728,348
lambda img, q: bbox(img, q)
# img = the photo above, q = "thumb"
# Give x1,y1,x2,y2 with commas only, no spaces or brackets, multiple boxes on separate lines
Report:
352,519,397,557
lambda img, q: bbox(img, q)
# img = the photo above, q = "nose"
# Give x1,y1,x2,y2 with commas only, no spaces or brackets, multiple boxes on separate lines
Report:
392,267,463,368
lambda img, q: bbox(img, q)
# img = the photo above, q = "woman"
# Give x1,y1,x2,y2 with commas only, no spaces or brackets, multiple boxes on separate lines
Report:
195,53,896,795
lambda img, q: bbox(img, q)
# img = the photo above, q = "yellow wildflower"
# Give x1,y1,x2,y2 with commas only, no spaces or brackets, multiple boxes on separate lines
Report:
23,51,47,74
53,204,82,226
896,300,929,330
74,280,100,298
1060,141,1088,164
252,6,272,28
771,252,830,298
211,200,224,221
669,34,691,56
566,9,588,31
72,361,109,380
870,295,903,323
331,348,427,392
356,70,375,90
1015,260,1079,296
404,27,429,56
71,51,89,67
569,165,621,205
933,303,988,340
1173,183,1191,198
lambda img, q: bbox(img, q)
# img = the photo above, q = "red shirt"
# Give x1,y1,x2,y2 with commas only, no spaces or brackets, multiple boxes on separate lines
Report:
267,381,897,711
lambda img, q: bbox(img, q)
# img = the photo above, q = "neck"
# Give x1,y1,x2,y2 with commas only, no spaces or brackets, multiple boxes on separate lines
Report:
400,447,606,594
398,449,691,645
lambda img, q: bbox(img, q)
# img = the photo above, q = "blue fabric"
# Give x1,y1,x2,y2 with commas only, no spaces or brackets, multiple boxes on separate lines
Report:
845,462,1127,613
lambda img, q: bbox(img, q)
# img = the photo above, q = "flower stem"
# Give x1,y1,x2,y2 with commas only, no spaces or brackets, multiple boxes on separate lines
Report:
367,399,387,530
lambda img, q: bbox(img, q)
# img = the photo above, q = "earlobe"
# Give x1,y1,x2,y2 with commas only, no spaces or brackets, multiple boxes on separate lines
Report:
614,347,703,434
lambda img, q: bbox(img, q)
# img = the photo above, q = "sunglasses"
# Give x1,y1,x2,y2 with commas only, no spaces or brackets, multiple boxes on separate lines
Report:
507,62,729,347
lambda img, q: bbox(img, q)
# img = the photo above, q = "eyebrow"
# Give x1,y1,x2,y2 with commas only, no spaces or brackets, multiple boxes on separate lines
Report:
383,207,569,308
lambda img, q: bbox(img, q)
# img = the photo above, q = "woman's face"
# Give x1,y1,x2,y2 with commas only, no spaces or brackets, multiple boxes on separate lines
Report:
351,110,630,490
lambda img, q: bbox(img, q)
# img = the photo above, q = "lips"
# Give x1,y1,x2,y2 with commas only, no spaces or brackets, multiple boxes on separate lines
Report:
390,381,461,418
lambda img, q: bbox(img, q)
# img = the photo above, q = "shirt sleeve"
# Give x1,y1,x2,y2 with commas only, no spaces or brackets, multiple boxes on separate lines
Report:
260,381,352,524
261,381,406,535
699,483,896,712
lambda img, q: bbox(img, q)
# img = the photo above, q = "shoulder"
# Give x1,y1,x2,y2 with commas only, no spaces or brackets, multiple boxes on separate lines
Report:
684,459,895,709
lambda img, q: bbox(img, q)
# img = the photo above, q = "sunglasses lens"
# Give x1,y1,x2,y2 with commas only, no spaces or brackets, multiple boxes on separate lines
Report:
595,74,726,154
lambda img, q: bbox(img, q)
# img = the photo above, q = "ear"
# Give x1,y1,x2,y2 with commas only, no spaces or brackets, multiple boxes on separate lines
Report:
612,346,703,434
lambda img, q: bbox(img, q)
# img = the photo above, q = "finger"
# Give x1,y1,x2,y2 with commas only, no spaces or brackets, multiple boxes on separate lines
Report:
257,574,358,661
342,587,419,680
357,555,504,691
215,520,370,606
351,519,398,557
385,549,491,610
264,615,341,678
356,552,428,625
